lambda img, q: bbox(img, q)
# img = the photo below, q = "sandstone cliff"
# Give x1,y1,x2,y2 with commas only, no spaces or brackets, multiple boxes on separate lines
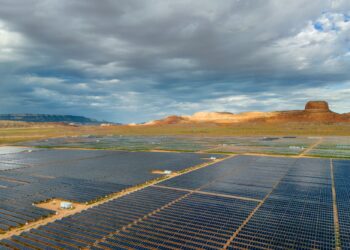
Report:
144,101,350,125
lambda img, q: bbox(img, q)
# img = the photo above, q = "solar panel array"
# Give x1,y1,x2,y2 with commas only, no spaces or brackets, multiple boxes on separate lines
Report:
230,158,335,249
0,177,129,233
161,156,295,199
0,148,216,233
0,152,349,249
0,187,187,249
333,159,350,248
98,194,256,250
1,149,220,185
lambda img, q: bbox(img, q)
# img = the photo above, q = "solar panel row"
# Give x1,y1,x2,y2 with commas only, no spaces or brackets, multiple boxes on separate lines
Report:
0,172,43,184
0,204,53,233
0,179,22,188
0,162,28,171
333,159,350,248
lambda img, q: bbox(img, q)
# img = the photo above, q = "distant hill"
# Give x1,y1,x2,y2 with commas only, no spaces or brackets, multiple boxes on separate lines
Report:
144,101,350,125
0,114,104,124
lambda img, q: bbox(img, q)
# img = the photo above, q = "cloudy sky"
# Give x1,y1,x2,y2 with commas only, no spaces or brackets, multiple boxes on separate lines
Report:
0,0,350,123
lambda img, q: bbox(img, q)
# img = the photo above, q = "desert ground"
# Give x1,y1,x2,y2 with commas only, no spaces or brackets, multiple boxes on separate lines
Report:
1,122,350,145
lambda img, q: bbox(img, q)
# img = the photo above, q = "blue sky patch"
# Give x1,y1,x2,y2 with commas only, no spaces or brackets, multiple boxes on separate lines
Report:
313,22,323,31
344,14,350,22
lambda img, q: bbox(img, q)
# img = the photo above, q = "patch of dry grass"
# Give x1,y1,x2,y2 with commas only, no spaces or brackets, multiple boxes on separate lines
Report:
0,122,350,146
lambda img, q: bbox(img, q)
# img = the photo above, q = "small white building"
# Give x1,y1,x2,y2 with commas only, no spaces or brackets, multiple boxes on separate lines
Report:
60,201,73,209
289,146,304,150
164,170,172,175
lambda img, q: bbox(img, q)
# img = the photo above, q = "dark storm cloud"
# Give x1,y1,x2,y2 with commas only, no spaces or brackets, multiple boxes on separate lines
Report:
0,0,350,122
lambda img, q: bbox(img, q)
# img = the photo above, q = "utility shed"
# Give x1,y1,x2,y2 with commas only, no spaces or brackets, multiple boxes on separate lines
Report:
60,201,73,209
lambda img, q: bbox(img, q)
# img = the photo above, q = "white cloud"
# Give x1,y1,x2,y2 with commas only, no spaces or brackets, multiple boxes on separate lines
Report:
0,20,25,62
65,59,130,77
95,79,120,85
23,75,65,85
269,12,350,72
